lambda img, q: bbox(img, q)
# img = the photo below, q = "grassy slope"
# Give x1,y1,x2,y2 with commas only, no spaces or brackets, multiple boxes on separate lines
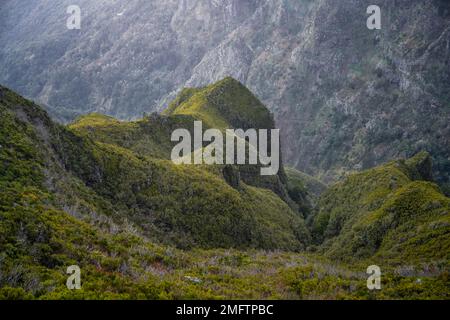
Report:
163,77,274,130
70,78,300,210
66,80,309,249
1,83,449,299
162,78,297,208
285,167,327,214
69,112,197,160
285,167,327,199
313,152,450,266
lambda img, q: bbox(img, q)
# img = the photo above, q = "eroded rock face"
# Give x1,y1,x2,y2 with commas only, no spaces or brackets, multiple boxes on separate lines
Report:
0,0,260,119
1,0,449,189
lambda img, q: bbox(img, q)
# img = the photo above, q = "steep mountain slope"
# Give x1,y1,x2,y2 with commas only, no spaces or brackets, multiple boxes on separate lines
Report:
285,167,327,206
1,0,449,192
161,77,296,202
0,0,260,119
163,77,274,130
0,82,310,251
1,84,449,299
312,152,450,265
269,0,450,190
71,78,297,208
0,84,175,299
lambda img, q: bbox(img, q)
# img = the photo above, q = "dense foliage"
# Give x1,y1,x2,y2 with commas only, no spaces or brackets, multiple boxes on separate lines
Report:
0,82,448,299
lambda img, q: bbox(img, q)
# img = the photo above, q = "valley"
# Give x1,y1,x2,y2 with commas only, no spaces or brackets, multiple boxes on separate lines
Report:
0,79,448,299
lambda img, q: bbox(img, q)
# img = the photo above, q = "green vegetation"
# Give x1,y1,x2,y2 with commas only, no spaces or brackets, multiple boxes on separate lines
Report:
285,167,327,214
69,112,197,160
0,81,449,300
164,77,274,130
313,152,450,266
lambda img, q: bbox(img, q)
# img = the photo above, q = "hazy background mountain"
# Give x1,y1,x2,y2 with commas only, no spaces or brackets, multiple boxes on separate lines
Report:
0,0,449,189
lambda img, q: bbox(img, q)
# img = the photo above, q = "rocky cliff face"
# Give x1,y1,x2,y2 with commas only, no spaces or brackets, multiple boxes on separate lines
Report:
0,0,259,118
1,0,449,189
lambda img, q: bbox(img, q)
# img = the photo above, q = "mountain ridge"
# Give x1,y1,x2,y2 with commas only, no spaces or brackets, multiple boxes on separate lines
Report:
0,82,310,251
1,0,449,192
0,82,449,299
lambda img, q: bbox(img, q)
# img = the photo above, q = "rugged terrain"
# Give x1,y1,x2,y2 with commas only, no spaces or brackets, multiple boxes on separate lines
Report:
1,0,449,191
0,81,449,299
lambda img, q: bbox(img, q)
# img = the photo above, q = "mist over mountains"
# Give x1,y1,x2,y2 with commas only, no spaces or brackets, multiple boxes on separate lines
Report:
0,0,449,189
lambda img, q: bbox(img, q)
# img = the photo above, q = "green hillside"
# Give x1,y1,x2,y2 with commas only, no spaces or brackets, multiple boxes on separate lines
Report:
285,167,327,214
70,78,297,211
69,112,197,160
164,77,274,130
0,84,310,251
312,152,450,265
0,81,449,300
